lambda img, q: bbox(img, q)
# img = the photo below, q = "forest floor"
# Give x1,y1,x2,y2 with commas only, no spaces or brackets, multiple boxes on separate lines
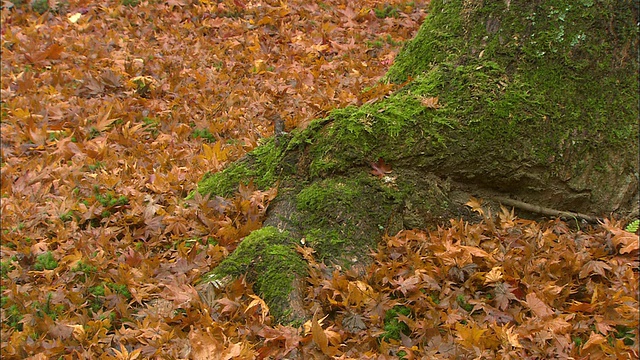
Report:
1,0,638,358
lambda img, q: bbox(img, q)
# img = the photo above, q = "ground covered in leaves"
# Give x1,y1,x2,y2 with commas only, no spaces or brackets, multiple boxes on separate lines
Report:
1,0,638,359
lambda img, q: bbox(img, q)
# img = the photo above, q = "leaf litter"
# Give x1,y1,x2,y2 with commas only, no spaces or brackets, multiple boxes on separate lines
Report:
1,0,638,359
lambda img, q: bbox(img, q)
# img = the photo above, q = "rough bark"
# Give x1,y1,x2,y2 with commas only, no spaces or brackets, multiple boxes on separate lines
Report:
196,0,639,322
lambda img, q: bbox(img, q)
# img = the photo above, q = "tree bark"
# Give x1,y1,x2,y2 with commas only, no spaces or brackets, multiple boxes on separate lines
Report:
197,0,639,322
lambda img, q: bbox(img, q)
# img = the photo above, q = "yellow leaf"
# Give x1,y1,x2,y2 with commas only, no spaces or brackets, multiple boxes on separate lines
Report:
68,12,82,23
465,196,485,216
312,312,330,355
253,59,267,73
202,143,214,160
245,294,269,324
455,322,487,349
484,266,503,284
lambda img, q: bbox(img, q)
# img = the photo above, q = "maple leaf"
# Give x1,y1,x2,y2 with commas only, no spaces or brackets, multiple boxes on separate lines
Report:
455,322,487,349
342,312,367,333
578,260,612,279
394,275,420,296
524,292,554,319
497,325,523,348
311,312,331,356
245,294,270,324
493,282,517,310
582,332,607,352
370,158,392,178
484,266,503,284
465,196,486,216
420,96,440,109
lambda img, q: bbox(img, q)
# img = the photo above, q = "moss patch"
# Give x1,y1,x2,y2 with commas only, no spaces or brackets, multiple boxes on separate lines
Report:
293,174,405,261
204,226,306,321
196,0,638,323
195,138,287,198
383,0,637,210
381,305,412,341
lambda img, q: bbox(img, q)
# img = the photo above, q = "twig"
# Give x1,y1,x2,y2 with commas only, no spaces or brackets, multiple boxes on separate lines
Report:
492,196,602,223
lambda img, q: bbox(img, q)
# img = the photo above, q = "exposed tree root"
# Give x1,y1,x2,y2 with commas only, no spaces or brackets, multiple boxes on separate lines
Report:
493,196,602,223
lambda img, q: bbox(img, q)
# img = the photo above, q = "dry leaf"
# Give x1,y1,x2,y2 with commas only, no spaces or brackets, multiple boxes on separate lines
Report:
420,96,440,109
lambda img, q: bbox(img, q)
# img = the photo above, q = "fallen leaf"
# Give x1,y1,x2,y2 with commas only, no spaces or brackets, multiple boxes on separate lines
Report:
371,158,392,178
312,312,330,355
525,292,554,319
421,96,440,109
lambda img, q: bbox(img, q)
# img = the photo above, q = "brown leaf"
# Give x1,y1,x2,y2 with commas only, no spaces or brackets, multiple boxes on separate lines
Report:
370,158,392,178
342,312,367,333
465,196,485,216
421,96,440,109
579,260,612,279
525,292,554,319
311,312,330,355
245,294,269,324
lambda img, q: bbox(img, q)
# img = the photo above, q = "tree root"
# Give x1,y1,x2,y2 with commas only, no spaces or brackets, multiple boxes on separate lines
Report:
492,196,602,223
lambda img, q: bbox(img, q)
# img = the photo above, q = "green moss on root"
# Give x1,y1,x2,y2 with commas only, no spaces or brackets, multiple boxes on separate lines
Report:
205,226,306,320
195,138,286,197
293,174,404,261
196,0,638,323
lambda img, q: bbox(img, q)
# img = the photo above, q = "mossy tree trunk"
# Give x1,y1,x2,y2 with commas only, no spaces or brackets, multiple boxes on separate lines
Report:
196,0,639,322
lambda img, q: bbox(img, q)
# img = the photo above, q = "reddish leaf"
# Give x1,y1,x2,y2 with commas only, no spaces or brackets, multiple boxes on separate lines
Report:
370,158,392,178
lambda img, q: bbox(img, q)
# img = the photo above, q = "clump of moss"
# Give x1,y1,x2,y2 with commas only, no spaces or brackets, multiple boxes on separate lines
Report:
293,175,403,261
195,138,285,198
72,261,97,283
4,304,24,330
33,251,58,271
32,292,65,320
31,0,48,14
191,128,216,143
1,257,16,279
205,226,306,321
381,305,412,341
108,283,131,299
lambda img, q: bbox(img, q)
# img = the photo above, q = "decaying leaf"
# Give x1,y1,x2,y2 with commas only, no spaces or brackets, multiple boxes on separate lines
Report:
420,96,440,109
371,157,392,178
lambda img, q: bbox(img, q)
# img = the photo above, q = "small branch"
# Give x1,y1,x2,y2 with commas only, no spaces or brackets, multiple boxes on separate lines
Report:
492,196,602,223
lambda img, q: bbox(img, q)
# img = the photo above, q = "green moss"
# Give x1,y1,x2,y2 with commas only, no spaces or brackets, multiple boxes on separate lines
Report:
0,257,16,279
374,4,400,19
4,304,24,330
385,0,463,82
191,128,216,143
456,294,473,312
205,226,306,321
32,293,65,320
89,284,105,297
306,85,454,179
195,138,286,198
121,0,140,7
33,251,58,271
95,192,129,208
293,175,403,260
382,0,637,204
72,260,97,283
194,0,637,323
107,283,132,300
31,0,49,14
381,305,412,341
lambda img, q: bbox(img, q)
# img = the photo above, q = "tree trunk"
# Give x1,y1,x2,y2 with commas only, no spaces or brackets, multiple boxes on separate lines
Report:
196,0,639,322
